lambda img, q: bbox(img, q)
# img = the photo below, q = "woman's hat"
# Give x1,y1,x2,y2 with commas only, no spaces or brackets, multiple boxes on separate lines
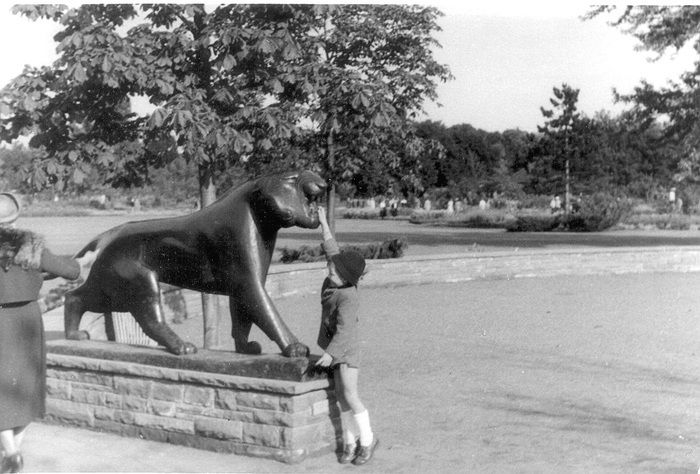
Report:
0,193,20,225
331,250,366,286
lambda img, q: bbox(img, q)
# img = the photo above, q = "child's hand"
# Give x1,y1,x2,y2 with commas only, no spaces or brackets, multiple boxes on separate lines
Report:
318,206,327,225
315,352,333,367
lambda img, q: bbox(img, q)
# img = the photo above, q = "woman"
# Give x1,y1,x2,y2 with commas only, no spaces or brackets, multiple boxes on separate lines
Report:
0,193,95,473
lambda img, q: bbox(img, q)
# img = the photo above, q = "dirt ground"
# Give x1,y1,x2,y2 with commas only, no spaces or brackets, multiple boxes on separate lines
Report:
253,272,700,473
26,272,700,473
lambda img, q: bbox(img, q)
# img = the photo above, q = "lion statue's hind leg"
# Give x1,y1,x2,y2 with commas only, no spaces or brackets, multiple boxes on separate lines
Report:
229,297,262,355
64,290,90,341
124,266,197,355
129,298,197,355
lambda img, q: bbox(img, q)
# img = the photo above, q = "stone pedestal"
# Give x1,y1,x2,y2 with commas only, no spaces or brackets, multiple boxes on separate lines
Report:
45,340,338,463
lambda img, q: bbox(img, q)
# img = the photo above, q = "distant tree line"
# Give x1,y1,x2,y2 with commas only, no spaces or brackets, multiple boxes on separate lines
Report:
0,81,684,209
405,86,677,205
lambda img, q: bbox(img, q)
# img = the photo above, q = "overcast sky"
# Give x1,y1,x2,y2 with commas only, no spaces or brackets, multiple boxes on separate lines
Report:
0,3,696,133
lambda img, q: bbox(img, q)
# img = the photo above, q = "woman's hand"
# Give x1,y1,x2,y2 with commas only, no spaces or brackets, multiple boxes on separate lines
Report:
315,352,333,367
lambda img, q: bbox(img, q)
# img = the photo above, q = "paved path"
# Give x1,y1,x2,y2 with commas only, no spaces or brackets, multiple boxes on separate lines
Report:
15,214,700,257
24,272,700,472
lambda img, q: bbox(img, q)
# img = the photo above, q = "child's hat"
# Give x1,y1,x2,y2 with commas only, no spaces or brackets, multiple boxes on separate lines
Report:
0,193,20,225
331,250,366,286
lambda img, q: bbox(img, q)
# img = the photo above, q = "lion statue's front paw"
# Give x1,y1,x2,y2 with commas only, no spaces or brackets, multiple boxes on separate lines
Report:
171,342,197,355
282,342,309,358
66,330,90,341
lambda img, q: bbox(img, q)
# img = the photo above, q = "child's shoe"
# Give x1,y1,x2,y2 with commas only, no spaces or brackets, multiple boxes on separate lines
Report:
352,438,379,466
338,441,358,464
1,452,23,473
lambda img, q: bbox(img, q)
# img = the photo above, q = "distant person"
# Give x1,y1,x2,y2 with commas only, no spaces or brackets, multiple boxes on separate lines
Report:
315,207,378,466
389,197,398,217
479,198,487,210
423,198,432,211
572,194,582,214
379,198,387,219
446,198,454,214
550,195,562,213
0,193,96,473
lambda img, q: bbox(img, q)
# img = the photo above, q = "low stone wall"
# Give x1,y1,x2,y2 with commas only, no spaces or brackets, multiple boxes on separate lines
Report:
265,246,700,297
45,340,337,463
42,246,700,329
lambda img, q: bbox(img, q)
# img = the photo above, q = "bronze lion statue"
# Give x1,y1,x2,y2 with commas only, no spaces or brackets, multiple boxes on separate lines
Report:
65,170,326,357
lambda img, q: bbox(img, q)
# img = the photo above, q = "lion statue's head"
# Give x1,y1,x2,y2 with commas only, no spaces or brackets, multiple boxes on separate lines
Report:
250,170,327,229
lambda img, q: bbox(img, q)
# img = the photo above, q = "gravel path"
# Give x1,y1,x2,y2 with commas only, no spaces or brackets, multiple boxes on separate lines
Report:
28,272,700,472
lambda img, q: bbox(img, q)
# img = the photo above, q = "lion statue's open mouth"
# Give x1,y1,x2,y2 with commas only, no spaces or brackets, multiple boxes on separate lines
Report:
299,170,327,223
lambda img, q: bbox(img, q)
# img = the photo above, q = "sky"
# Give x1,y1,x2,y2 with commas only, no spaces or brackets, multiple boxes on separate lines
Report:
0,3,697,133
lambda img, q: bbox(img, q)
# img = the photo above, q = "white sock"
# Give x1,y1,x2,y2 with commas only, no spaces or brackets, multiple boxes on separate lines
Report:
341,410,358,444
353,410,374,446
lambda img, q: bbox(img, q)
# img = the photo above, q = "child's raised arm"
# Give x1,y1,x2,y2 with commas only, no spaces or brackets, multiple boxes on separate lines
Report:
318,206,333,241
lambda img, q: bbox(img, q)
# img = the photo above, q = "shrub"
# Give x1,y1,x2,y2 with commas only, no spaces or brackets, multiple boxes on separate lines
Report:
515,195,553,210
410,208,515,228
278,238,408,264
620,213,700,230
409,209,449,223
341,207,412,220
506,212,561,232
562,193,632,232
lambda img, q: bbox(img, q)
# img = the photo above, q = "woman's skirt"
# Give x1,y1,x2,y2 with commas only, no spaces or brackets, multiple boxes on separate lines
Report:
0,301,45,430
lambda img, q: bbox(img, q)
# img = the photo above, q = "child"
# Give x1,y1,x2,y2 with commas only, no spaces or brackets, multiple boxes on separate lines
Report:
314,206,378,466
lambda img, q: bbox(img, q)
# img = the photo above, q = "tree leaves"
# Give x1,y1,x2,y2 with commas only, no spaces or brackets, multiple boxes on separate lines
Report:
0,3,451,196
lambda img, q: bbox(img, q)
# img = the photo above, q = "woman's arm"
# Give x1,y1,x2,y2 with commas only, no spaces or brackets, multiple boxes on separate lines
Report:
40,250,79,280
41,248,98,281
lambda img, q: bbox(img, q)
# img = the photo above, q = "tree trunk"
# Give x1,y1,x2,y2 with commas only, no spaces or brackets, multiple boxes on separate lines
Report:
565,157,570,215
198,164,220,349
327,183,336,234
326,125,336,234
564,132,571,215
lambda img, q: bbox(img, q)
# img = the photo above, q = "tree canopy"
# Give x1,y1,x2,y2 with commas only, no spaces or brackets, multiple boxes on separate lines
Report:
0,3,451,209
586,6,700,184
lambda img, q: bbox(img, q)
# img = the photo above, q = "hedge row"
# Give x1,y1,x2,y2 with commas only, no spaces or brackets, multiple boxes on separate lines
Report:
278,238,407,264
507,194,632,232
619,213,700,230
341,207,413,219
409,209,514,228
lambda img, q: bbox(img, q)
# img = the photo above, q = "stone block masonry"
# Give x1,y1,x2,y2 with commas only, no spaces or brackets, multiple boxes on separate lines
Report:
45,340,338,463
